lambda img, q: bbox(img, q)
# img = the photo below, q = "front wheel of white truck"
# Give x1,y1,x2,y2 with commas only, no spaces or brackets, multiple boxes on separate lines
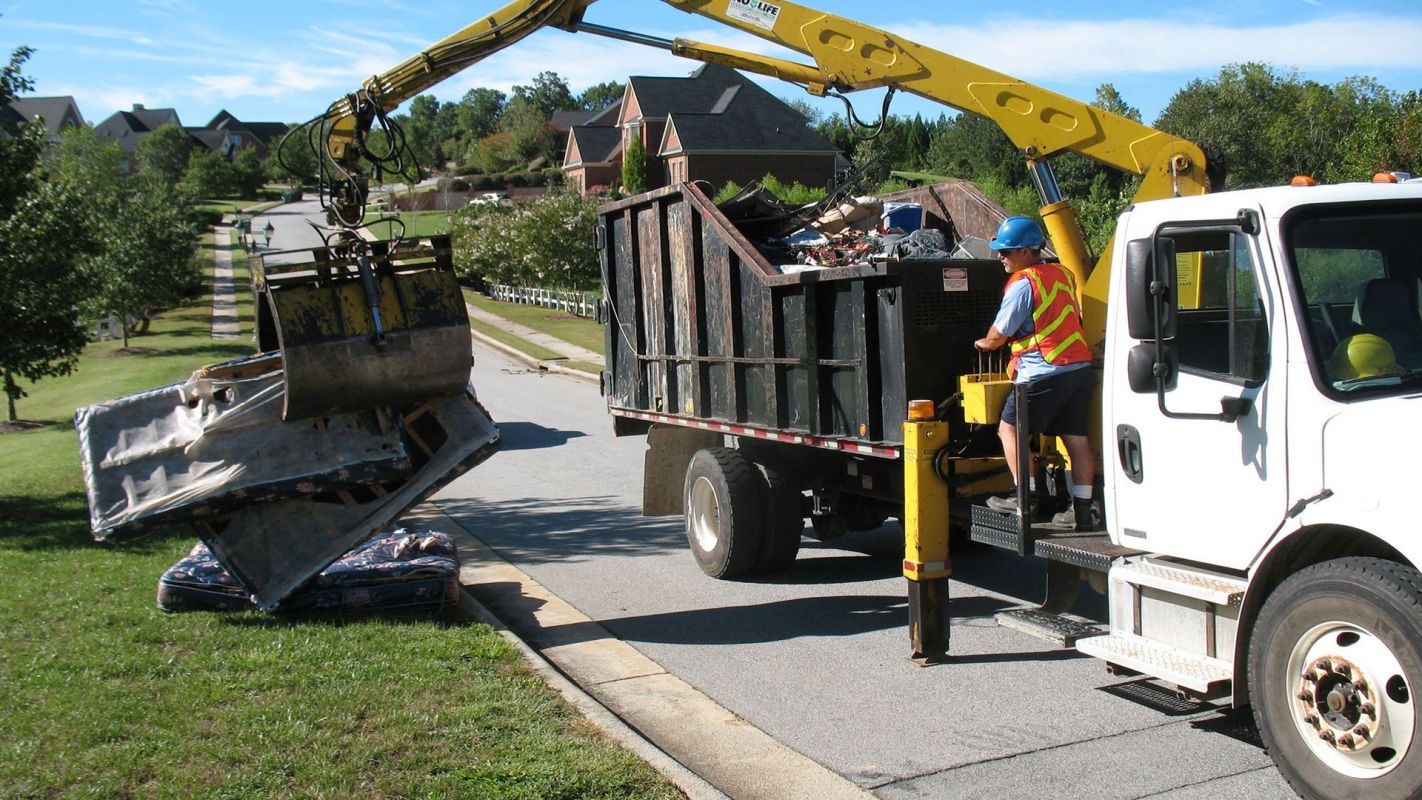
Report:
1249,557,1422,799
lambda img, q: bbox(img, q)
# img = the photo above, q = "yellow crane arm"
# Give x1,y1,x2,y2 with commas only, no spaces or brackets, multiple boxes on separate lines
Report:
320,0,1212,338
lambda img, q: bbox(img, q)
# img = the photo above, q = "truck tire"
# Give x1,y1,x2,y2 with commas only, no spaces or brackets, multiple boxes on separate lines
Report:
1248,557,1422,799
756,464,803,574
684,448,766,579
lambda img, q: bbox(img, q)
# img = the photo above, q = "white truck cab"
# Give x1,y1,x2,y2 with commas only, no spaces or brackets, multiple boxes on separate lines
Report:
1088,181,1422,797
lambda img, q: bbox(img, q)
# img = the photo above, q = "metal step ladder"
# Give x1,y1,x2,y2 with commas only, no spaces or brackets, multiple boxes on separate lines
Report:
1075,557,1248,697
970,504,1144,646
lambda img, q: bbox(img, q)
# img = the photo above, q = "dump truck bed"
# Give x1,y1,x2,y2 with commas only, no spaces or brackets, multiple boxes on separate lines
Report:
600,182,1010,454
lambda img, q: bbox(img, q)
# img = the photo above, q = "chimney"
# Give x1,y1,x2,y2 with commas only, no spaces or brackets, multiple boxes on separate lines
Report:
132,103,144,112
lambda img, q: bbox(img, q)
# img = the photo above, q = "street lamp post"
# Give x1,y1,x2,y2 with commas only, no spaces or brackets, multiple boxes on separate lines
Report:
263,221,274,248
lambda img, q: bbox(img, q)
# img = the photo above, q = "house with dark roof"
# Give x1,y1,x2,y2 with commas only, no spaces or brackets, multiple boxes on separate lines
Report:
563,64,839,196
0,96,85,142
94,104,185,153
204,110,289,157
94,104,290,166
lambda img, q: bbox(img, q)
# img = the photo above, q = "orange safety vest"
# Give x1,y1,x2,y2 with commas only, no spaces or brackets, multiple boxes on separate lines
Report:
1005,262,1092,378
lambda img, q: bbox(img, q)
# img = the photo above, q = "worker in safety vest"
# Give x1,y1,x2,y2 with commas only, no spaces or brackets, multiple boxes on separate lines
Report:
973,216,1096,531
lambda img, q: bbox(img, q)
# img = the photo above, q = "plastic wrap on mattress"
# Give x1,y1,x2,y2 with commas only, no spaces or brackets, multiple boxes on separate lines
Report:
157,529,460,613
76,352,413,542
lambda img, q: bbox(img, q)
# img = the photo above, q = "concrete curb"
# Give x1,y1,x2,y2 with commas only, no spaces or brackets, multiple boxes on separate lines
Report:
469,327,601,387
454,592,729,800
406,504,873,800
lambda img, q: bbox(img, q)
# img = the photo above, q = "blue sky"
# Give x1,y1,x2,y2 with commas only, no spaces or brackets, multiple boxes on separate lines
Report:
3,0,1420,129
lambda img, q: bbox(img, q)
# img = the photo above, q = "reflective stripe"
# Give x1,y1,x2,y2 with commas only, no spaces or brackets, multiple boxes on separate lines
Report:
1005,262,1092,377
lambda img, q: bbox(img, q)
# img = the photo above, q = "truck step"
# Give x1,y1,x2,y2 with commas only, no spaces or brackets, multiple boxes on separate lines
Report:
996,609,1103,647
970,505,1142,572
1076,633,1232,694
1035,534,1143,573
1113,558,1247,606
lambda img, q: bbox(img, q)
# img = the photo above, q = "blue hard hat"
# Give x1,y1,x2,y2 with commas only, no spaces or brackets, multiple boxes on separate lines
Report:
990,216,1045,250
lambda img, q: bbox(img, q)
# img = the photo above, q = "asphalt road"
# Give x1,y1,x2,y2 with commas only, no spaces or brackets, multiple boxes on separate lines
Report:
435,344,1298,799
250,198,330,263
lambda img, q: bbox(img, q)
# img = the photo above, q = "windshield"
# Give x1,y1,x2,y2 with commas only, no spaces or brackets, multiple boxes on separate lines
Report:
1286,202,1422,398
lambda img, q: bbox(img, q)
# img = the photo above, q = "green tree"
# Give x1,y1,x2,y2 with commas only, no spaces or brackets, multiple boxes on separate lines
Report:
45,125,125,194
923,111,1024,188
621,132,646,195
458,88,506,141
513,71,575,117
577,81,624,112
0,46,92,420
0,177,92,419
272,123,321,186
136,123,195,184
403,94,442,168
229,145,267,197
88,175,202,344
449,186,600,289
180,147,236,197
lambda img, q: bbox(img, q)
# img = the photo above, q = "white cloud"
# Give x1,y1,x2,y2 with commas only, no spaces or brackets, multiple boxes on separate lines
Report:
5,19,157,47
908,14,1422,79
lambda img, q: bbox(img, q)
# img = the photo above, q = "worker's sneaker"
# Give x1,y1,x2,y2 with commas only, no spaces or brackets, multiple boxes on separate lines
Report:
1052,498,1101,532
986,493,1035,515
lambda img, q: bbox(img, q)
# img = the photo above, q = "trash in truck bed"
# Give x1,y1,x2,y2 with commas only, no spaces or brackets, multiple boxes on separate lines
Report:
716,179,1023,271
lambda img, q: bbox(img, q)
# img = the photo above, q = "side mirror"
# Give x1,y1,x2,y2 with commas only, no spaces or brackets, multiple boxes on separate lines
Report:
1125,236,1178,340
1128,343,1178,393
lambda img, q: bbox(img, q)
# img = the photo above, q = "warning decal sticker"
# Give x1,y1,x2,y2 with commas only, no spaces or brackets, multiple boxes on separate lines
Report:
942,267,969,292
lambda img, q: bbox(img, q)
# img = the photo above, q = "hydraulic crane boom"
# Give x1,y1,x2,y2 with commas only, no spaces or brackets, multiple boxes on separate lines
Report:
313,0,1211,345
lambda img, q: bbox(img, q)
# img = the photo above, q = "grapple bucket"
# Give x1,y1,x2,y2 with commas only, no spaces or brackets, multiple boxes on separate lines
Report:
254,235,471,421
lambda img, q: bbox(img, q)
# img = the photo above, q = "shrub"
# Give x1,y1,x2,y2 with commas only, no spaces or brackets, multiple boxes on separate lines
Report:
190,207,225,227
449,185,600,290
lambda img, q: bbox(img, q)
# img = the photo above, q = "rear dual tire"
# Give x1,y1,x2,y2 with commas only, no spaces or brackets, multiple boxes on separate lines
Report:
683,448,801,578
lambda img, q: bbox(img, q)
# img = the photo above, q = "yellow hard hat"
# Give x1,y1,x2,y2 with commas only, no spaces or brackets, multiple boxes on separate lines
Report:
1329,334,1398,379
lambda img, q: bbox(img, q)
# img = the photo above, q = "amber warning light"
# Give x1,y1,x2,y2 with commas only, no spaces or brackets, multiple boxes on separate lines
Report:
907,400,936,421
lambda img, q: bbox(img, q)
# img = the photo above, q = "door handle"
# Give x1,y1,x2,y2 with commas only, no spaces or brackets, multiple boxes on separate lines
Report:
1117,424,1144,484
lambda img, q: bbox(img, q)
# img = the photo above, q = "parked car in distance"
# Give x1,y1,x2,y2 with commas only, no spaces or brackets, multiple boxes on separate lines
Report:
472,192,513,207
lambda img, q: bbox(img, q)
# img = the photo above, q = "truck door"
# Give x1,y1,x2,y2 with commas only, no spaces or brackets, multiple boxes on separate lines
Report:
1105,214,1289,569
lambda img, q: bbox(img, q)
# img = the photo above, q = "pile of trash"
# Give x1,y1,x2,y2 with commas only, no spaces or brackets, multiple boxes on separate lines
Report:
717,184,996,272
76,351,500,612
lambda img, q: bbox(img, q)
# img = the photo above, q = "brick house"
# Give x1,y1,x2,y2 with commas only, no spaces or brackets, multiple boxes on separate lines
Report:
564,64,839,196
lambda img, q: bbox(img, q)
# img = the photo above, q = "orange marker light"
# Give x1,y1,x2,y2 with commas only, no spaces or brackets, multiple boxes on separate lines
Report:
907,400,936,421
1291,175,1318,187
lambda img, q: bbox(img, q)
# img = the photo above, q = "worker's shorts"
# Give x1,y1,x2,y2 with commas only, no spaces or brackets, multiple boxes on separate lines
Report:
999,366,1094,437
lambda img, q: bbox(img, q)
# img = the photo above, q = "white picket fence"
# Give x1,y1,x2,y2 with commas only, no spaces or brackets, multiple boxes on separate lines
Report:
486,284,601,319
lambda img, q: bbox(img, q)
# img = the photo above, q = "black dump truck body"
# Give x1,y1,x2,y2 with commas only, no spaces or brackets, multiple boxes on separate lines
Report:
600,182,1007,460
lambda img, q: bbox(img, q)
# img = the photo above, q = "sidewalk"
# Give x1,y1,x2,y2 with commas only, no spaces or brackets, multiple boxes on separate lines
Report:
209,226,240,340
466,303,603,367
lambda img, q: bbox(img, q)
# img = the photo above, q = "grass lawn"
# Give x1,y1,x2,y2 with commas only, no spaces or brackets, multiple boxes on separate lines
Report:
0,239,675,799
464,291,603,356
196,197,282,216
364,210,451,239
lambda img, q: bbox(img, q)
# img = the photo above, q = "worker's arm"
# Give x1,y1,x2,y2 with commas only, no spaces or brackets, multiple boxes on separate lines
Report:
975,328,1010,351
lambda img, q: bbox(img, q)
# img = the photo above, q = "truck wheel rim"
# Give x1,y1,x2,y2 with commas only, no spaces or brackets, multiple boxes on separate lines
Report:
689,476,720,553
1287,620,1414,778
